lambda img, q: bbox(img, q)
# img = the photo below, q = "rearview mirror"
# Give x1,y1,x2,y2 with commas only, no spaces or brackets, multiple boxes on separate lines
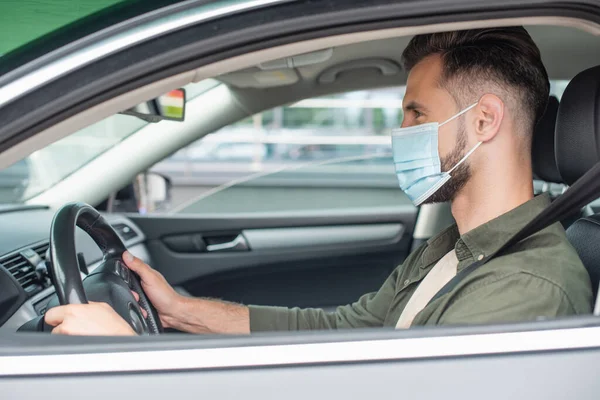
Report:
120,89,186,123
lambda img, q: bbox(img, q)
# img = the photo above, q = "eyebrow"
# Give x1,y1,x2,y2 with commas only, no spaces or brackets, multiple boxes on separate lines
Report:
404,100,428,112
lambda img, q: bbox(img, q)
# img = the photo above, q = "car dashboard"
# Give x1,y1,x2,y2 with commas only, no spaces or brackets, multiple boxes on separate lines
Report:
0,206,150,332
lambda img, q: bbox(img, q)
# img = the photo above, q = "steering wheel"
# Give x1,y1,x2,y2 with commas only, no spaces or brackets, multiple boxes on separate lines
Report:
46,202,162,334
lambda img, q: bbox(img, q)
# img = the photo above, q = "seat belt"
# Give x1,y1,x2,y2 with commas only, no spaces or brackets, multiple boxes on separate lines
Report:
427,161,600,306
396,250,458,328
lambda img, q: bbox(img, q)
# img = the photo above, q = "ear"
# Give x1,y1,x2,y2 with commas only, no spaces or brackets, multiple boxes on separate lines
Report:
473,94,504,142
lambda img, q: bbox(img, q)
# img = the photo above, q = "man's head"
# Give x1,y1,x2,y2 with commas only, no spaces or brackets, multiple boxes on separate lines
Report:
400,27,549,204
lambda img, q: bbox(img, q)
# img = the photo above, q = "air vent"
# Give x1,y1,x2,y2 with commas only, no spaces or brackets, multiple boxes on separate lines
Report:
33,242,50,260
112,223,138,241
1,252,41,296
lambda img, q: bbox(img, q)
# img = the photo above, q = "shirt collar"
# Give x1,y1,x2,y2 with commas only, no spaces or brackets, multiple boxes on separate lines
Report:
421,224,459,268
420,193,551,270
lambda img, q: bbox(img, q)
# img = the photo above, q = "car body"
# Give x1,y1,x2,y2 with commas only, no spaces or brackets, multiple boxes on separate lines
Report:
1,0,600,398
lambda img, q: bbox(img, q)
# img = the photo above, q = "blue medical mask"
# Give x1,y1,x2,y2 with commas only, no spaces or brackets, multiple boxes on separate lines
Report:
392,103,480,206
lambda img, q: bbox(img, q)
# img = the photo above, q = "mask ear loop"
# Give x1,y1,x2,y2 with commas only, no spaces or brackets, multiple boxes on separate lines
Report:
441,102,481,175
440,102,478,127
448,141,482,174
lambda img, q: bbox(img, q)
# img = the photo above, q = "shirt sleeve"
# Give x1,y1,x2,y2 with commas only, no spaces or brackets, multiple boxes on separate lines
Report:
249,265,401,332
438,272,579,326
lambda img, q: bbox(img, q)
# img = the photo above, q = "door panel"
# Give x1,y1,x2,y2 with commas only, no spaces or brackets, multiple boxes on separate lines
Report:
3,334,600,400
244,224,404,250
129,205,416,309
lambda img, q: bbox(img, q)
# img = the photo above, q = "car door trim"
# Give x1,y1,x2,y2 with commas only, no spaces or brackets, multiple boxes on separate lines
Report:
243,224,405,250
2,325,600,376
0,0,294,109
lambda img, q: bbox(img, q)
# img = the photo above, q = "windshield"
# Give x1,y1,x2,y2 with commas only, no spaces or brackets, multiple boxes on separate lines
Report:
0,79,219,203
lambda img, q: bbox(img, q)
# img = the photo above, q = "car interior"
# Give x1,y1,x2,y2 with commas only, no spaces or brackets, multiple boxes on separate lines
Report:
2,18,600,334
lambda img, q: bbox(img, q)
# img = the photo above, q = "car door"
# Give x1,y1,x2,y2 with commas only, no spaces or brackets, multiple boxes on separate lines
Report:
126,90,428,310
3,1,600,399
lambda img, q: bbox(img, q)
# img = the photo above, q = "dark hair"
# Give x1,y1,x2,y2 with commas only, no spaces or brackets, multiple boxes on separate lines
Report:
401,27,550,131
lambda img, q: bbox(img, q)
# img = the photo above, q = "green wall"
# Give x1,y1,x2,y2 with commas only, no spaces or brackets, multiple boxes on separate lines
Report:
0,0,122,54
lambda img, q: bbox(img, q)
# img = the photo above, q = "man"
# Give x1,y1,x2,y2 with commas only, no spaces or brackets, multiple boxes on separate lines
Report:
46,26,592,336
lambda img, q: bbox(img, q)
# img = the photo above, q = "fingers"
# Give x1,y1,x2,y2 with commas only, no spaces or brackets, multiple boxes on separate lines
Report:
122,251,152,276
49,302,137,336
51,325,64,334
88,301,112,309
45,303,111,327
44,305,69,327
130,290,147,318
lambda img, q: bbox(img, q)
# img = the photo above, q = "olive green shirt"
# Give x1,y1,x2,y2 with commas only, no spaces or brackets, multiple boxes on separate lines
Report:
249,194,592,331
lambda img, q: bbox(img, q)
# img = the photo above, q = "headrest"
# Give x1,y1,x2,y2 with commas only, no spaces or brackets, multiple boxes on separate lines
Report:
532,96,561,183
556,65,600,185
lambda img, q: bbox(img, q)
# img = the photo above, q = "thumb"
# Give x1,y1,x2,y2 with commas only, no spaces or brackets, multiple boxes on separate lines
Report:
122,251,150,276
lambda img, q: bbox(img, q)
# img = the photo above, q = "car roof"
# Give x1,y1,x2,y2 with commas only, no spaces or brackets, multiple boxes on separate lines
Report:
212,24,600,123
219,24,600,92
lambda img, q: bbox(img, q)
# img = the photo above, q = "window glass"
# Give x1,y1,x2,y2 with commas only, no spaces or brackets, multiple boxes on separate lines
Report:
550,80,570,99
152,80,572,215
0,79,219,203
152,87,411,214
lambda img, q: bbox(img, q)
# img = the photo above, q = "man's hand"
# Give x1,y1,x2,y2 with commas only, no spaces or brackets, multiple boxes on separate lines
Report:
122,251,249,334
122,251,184,328
45,302,136,336
44,251,183,336
45,251,249,335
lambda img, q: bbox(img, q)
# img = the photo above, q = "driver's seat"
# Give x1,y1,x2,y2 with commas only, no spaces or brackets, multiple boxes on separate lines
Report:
555,65,600,300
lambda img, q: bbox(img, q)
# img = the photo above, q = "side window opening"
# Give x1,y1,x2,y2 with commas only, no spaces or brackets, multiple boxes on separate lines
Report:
136,80,571,215
150,87,412,215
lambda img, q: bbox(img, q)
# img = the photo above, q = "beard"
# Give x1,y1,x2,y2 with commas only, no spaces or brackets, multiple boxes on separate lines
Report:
422,122,472,204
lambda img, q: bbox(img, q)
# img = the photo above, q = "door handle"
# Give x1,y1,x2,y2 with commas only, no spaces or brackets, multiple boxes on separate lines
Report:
205,234,250,252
